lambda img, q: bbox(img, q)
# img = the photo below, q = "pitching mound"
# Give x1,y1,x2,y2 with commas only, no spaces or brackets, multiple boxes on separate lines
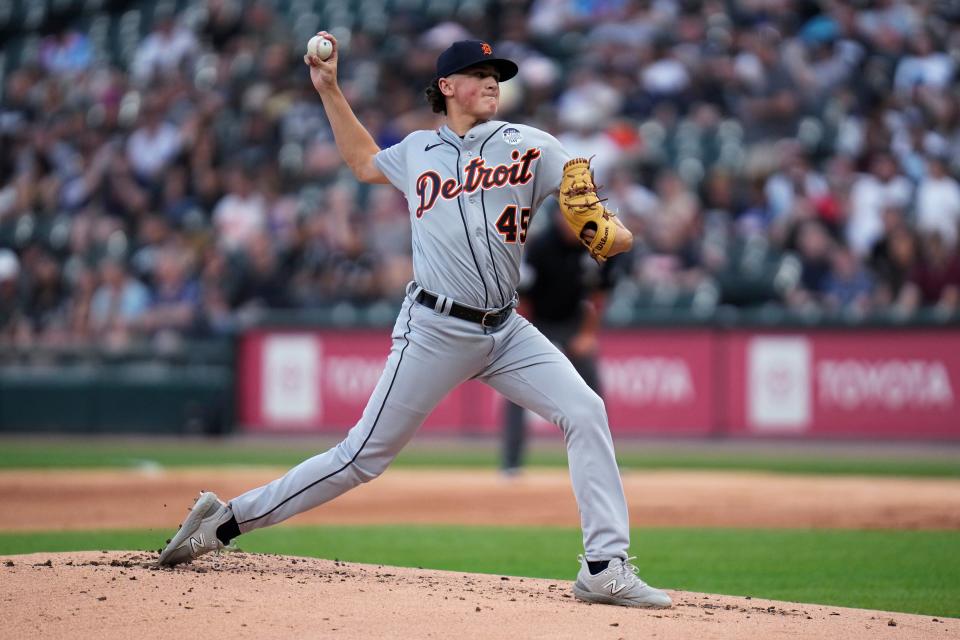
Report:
1,551,953,639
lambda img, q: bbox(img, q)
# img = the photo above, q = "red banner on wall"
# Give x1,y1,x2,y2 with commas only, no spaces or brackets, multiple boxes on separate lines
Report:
238,327,960,439
238,328,717,436
239,330,467,433
724,330,960,439
598,330,717,435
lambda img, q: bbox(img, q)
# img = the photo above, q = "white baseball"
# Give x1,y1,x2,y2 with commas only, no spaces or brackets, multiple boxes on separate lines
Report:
307,35,333,61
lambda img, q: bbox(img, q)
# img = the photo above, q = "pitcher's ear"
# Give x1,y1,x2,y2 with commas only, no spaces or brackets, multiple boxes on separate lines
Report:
438,77,454,97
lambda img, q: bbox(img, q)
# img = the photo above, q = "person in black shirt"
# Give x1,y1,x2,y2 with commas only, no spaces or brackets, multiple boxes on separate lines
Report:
501,206,623,474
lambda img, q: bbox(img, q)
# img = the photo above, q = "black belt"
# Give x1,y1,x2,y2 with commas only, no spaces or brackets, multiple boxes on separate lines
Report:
415,290,513,328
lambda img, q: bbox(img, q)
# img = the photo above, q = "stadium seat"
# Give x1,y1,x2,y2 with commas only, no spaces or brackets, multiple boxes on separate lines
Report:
0,0,14,32
22,0,47,31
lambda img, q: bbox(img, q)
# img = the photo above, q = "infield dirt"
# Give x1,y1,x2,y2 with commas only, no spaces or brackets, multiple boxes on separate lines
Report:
2,468,960,530
2,468,958,639
1,550,956,640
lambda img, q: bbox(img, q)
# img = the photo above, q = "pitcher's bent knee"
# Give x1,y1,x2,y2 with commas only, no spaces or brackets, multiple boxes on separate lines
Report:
559,390,609,435
347,458,390,484
331,437,397,485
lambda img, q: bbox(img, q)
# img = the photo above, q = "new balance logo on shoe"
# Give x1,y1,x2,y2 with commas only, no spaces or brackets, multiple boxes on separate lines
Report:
603,578,629,595
189,535,205,555
157,492,231,567
573,554,672,608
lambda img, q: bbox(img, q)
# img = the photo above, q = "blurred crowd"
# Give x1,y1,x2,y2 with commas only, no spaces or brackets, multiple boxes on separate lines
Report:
2,0,960,348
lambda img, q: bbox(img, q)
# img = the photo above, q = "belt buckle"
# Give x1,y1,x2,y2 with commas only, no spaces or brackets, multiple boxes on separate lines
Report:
481,310,499,328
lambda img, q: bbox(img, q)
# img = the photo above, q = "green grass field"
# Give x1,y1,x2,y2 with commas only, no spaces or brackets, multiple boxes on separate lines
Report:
1,438,958,477
1,437,957,618
0,525,956,618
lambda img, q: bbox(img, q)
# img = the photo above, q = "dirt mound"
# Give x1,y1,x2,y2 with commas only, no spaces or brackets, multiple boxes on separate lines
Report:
0,551,953,639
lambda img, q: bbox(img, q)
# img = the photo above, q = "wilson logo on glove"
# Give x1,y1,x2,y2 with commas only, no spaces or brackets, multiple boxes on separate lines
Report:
559,157,618,262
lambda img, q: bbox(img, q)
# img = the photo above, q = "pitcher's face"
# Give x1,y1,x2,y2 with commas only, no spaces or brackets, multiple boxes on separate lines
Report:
442,64,501,119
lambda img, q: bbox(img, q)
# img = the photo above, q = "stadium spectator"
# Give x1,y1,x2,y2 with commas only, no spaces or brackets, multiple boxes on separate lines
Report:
0,249,25,341
916,154,960,250
306,184,381,303
823,245,874,314
20,247,70,343
783,15,862,110
140,247,201,337
0,69,37,138
908,231,960,313
556,69,625,185
367,185,414,297
819,154,858,234
734,26,800,146
1,0,959,349
89,257,150,346
259,168,300,251
233,231,291,310
212,165,267,253
871,225,918,311
764,146,829,222
197,245,240,335
853,0,920,52
130,10,200,85
642,169,703,290
787,219,834,309
201,0,245,51
606,166,660,227
103,145,151,220
640,35,691,110
159,164,203,228
737,179,776,237
847,151,912,256
126,97,185,184
39,25,93,76
65,263,98,343
893,29,954,98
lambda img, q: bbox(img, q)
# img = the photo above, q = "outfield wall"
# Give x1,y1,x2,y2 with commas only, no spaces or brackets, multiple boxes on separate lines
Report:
238,328,960,440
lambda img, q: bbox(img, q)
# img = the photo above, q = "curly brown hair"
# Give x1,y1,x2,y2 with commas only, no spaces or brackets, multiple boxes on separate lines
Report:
424,80,447,115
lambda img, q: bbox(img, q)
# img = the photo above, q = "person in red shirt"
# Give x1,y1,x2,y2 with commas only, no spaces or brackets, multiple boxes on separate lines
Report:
909,231,960,313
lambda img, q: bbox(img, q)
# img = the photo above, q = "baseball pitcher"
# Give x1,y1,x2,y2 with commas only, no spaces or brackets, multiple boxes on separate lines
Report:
157,35,671,609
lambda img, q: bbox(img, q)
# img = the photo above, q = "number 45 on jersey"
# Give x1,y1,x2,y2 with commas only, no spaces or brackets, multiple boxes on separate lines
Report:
496,205,531,244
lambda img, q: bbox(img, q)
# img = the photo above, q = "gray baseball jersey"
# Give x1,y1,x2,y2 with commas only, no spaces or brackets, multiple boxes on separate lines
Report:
374,121,568,309
229,119,632,561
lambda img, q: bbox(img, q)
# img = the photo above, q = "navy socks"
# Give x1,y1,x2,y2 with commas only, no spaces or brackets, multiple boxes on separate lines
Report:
587,560,611,575
216,517,241,545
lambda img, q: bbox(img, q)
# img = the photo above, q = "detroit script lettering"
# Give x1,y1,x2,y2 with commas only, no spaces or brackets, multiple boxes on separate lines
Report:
415,147,541,218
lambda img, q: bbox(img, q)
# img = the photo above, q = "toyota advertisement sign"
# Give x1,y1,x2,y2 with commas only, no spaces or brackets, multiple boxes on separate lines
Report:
726,330,959,438
239,328,959,439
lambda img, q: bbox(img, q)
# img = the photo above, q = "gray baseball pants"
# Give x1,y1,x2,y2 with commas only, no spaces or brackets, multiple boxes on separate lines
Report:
229,288,630,560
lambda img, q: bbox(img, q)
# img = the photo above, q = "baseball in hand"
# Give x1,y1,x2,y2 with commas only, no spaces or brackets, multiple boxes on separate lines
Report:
307,35,333,61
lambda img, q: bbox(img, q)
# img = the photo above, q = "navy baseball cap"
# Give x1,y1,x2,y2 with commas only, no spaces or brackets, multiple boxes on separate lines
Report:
435,40,518,82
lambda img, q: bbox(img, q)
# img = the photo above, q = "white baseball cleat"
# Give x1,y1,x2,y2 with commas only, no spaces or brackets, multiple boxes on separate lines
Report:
157,491,233,567
572,555,673,608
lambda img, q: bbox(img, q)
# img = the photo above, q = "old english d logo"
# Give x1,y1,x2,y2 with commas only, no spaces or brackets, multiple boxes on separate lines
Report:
480,42,492,55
